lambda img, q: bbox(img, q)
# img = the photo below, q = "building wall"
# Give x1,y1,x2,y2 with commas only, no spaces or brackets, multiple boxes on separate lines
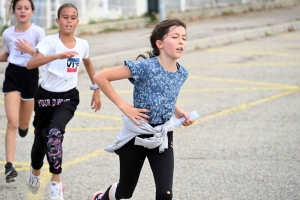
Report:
1,0,274,29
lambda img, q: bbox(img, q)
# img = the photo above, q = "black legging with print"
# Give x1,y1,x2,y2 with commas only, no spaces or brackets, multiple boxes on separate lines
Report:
31,87,79,174
101,132,174,200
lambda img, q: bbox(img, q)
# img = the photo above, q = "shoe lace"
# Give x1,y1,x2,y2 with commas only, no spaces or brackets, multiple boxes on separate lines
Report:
51,184,61,198
30,175,39,186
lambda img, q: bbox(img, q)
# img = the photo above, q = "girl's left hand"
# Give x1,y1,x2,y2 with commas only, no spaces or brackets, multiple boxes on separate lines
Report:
174,107,195,127
15,39,33,55
91,89,101,111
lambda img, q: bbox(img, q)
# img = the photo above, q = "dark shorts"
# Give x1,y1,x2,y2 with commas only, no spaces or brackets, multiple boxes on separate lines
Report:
2,63,39,100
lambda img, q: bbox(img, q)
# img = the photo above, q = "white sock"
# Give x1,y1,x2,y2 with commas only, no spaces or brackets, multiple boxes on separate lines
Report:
108,182,118,200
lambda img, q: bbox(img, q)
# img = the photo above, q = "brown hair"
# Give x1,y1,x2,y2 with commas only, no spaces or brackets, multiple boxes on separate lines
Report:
137,18,186,60
57,3,78,18
10,0,35,13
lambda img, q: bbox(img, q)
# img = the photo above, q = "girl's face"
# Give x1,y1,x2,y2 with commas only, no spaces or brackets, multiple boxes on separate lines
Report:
157,25,186,60
56,7,79,35
14,0,33,24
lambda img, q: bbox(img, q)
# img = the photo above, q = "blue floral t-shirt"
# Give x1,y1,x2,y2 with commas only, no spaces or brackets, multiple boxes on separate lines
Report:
125,57,189,124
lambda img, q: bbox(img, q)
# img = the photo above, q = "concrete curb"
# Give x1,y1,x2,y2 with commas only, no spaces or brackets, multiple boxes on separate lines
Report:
87,20,300,71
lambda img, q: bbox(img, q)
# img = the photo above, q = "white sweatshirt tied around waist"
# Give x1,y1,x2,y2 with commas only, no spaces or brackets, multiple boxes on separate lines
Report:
105,115,174,153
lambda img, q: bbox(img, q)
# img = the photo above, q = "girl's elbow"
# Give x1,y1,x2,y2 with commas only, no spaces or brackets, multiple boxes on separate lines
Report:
93,72,107,86
93,72,102,83
27,62,33,70
27,64,32,70
27,61,36,70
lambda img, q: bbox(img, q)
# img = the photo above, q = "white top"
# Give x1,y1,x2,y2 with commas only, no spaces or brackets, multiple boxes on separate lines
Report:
36,34,89,92
105,115,174,154
2,23,45,67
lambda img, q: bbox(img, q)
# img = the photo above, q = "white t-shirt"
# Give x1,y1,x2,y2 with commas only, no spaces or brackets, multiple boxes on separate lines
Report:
36,34,89,92
2,23,45,67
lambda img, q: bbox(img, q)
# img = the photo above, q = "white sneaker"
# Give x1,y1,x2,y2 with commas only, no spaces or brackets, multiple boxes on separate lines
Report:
50,181,64,200
27,166,40,194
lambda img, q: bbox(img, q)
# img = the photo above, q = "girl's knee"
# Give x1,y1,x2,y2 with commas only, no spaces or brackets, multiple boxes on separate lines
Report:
46,128,64,171
7,118,18,130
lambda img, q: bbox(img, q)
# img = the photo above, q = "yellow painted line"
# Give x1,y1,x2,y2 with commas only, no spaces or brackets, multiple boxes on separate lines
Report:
279,32,300,37
0,161,31,166
189,75,299,89
176,98,193,104
0,127,123,134
207,48,300,57
66,126,122,131
186,62,300,68
193,90,298,125
75,111,122,121
181,87,291,93
80,89,132,95
27,149,106,200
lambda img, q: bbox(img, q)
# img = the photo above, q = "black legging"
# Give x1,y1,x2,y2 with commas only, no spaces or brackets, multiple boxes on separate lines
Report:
102,132,174,200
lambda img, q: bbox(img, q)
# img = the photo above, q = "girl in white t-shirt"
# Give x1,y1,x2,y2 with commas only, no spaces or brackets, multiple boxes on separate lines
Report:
0,0,45,183
26,3,101,199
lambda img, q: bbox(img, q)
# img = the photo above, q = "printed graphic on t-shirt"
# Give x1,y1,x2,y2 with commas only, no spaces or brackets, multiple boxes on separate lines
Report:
11,48,31,59
67,58,79,72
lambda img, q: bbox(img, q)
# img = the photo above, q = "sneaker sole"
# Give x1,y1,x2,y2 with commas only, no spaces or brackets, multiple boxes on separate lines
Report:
5,170,18,183
28,184,40,194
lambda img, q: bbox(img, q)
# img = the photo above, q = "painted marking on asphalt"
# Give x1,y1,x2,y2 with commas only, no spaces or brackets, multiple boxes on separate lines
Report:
75,111,122,120
189,75,298,89
80,89,132,95
27,149,106,200
66,126,122,131
207,48,299,57
181,87,290,93
279,32,300,37
194,89,298,125
185,62,300,69
0,161,42,173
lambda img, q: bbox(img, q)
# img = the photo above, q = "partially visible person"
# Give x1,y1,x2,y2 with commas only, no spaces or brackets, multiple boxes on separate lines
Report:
91,18,195,200
26,3,101,200
0,0,45,183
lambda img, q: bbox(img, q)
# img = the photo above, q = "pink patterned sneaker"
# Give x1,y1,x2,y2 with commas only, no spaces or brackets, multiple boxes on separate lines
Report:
92,191,104,200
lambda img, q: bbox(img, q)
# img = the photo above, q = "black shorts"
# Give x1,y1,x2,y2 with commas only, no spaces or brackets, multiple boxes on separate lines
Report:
2,63,39,100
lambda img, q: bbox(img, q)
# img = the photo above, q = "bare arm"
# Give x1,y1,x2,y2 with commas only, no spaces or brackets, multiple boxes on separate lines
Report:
93,66,150,125
0,52,9,62
174,105,195,126
83,57,101,112
27,50,78,70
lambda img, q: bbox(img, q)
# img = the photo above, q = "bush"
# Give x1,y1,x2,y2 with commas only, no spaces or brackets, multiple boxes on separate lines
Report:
0,25,9,36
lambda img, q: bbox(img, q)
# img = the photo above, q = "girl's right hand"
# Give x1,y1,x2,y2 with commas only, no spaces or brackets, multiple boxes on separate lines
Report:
56,51,78,59
120,104,150,126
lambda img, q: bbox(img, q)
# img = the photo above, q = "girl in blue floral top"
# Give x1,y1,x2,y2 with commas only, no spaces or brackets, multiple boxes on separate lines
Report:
92,18,195,200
